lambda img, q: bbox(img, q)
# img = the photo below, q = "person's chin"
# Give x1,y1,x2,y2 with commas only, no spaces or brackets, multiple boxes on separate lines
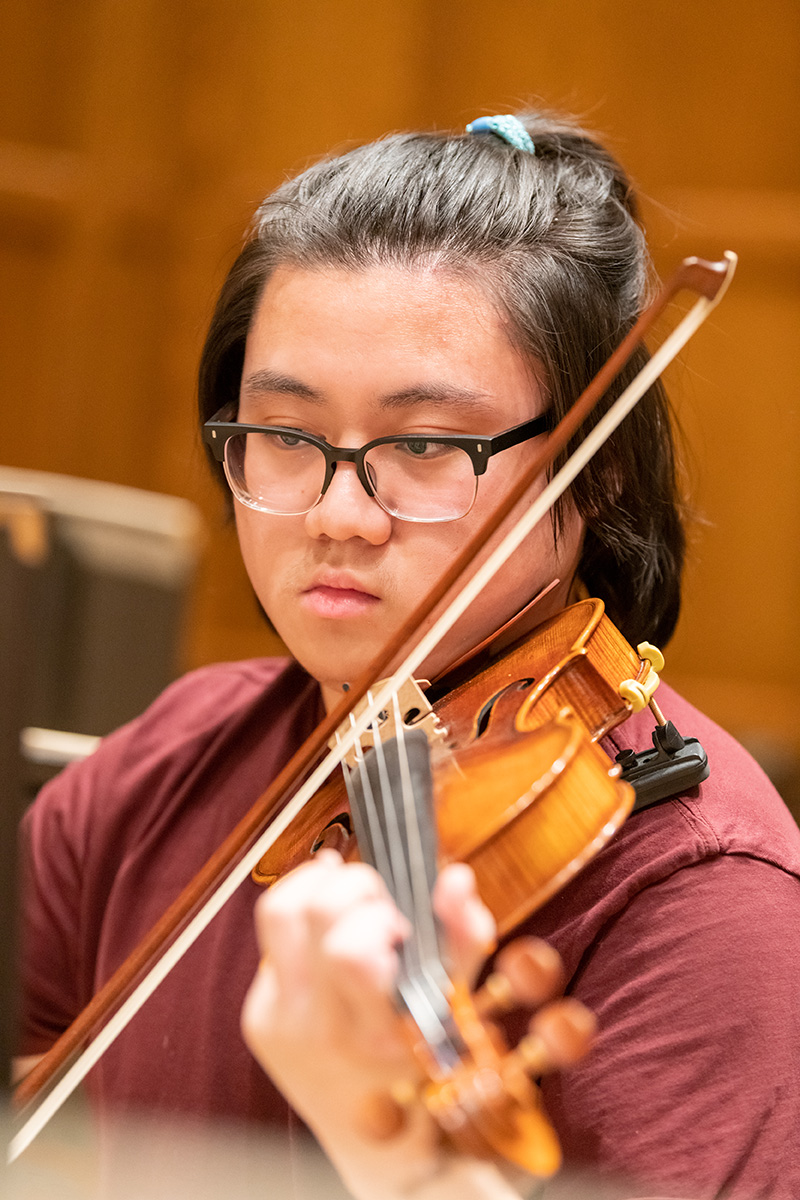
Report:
292,627,382,688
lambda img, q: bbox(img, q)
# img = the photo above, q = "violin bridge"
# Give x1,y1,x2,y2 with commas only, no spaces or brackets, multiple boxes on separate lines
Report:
330,677,447,769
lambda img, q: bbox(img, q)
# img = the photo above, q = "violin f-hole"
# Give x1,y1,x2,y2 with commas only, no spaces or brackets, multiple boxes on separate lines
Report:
310,814,354,857
474,678,536,738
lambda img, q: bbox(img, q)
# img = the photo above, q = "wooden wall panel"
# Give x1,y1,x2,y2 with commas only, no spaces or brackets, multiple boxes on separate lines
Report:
2,1,798,796
661,253,800,746
420,0,800,189
0,2,92,148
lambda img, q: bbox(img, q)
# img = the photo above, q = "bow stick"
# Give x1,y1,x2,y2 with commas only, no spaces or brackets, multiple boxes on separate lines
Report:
10,251,736,1162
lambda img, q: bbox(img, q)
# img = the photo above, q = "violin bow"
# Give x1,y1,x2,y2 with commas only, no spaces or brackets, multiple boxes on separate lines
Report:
10,252,736,1163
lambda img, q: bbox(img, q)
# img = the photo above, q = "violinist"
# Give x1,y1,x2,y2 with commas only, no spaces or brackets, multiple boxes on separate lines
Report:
17,110,800,1199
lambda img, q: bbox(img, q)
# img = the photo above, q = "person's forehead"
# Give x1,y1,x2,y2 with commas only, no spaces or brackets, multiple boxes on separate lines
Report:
250,262,506,338
243,263,538,403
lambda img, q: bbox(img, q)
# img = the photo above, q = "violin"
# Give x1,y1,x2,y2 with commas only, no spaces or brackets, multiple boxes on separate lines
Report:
253,597,647,934
248,596,652,1177
10,252,737,1171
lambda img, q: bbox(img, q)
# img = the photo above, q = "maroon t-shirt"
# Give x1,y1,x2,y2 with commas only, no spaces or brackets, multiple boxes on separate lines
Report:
19,660,800,1198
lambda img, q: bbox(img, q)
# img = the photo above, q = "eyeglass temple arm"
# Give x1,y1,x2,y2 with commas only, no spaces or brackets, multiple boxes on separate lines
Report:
481,411,553,458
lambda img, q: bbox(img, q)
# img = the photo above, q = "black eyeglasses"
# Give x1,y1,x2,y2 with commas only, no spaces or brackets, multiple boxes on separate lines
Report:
202,407,552,523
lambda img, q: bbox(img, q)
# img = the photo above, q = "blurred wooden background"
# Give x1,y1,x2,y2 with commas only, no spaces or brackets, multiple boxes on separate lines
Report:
2,1,798,802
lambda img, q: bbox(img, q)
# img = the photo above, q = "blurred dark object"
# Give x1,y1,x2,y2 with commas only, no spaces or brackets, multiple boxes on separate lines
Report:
1,473,201,1086
0,467,202,740
0,498,46,1096
739,730,800,826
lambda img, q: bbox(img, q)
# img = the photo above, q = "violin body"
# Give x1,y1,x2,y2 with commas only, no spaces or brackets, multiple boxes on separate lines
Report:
253,599,643,936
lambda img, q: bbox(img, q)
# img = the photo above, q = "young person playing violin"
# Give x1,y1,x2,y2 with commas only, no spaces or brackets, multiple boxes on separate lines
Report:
18,111,800,1198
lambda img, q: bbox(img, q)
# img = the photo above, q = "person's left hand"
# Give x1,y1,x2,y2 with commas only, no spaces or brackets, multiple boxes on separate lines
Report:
241,851,592,1200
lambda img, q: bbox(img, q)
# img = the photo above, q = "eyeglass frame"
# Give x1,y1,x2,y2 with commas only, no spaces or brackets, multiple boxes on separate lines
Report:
202,406,553,520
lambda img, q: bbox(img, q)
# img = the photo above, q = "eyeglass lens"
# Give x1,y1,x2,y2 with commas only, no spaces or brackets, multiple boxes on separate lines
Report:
223,431,479,522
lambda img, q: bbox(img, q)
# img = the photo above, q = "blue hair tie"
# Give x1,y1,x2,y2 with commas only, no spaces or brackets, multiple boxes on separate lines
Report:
466,114,535,155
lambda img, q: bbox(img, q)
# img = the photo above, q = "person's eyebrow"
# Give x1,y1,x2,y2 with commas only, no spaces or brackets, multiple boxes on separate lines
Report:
241,371,495,414
379,383,493,413
241,369,323,401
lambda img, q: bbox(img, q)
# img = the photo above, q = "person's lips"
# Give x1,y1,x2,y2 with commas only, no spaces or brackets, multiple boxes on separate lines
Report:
300,574,381,619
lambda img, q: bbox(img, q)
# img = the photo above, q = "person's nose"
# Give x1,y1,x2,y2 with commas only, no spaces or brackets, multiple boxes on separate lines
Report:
304,462,392,545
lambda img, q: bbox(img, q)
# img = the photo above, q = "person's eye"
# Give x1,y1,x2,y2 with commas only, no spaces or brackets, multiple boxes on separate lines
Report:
399,439,456,459
256,429,312,452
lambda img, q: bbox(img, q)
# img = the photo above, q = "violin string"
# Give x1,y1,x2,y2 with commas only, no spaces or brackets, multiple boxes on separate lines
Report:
343,709,431,1003
342,705,424,969
331,727,452,1053
9,270,733,1162
386,693,460,1065
374,697,430,988
363,702,415,926
338,725,419,978
348,697,454,1039
390,691,444,979
342,715,394,888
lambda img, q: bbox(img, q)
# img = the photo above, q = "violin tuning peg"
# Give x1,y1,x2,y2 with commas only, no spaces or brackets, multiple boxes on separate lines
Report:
637,641,665,673
513,999,597,1079
516,1032,551,1077
528,998,597,1068
494,937,565,1006
474,939,568,1018
473,970,515,1017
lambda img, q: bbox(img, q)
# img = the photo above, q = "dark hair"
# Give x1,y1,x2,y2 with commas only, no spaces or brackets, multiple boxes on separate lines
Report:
198,110,686,647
